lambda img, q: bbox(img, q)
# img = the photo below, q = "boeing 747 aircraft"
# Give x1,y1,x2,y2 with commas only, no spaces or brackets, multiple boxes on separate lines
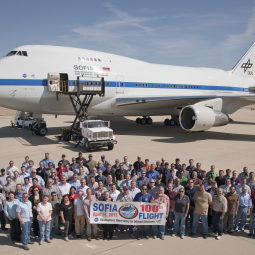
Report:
0,43,255,132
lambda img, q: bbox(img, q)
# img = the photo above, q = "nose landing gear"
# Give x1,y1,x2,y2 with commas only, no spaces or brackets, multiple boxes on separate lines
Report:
136,117,153,125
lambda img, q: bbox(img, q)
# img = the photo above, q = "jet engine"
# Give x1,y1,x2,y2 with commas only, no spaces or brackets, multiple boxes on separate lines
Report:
179,104,230,132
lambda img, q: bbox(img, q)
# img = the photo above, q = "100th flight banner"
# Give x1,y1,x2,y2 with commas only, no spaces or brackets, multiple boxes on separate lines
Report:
90,201,167,225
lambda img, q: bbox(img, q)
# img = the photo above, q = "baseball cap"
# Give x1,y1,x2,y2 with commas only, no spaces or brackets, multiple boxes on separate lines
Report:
101,155,105,158
165,162,169,165
59,161,63,165
62,154,66,157
123,186,129,190
89,154,93,157
1,168,5,172
137,156,141,158
176,158,180,161
115,159,119,162
79,151,82,154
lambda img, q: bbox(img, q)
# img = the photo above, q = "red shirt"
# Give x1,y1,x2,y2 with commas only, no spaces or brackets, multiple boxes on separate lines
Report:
69,194,78,203
165,190,177,209
251,191,255,201
57,167,66,179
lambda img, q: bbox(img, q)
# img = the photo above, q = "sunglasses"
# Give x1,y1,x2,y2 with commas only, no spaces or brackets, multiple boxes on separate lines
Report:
23,196,28,198
142,188,147,190
150,182,155,184
179,191,184,193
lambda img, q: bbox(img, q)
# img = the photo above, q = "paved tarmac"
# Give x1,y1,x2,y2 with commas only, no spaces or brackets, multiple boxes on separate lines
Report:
0,107,255,254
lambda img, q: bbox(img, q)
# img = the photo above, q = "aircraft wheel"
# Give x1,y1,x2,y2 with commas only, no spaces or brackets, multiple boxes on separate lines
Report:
136,118,141,124
140,118,146,125
164,118,170,126
146,117,153,124
170,119,176,126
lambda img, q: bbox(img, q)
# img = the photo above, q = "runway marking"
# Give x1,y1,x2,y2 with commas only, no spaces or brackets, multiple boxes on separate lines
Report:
15,137,32,146
85,244,99,250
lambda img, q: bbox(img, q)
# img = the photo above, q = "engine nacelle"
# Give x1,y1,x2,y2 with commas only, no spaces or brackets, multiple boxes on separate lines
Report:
179,105,230,132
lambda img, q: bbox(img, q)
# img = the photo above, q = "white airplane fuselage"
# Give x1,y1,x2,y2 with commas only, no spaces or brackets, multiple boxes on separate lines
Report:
0,45,254,118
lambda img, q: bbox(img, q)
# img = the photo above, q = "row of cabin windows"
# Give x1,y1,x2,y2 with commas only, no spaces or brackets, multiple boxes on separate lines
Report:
78,57,101,62
6,51,28,57
135,83,201,89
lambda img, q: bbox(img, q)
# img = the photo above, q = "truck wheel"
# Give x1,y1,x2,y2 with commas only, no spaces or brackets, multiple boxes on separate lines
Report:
37,126,48,136
85,139,91,152
108,144,114,150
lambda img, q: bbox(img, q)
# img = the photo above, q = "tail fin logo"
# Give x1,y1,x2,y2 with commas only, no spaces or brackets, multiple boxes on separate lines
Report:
241,59,253,73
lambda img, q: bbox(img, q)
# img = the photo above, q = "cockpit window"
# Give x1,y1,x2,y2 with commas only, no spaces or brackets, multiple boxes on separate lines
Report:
6,51,17,57
5,50,28,57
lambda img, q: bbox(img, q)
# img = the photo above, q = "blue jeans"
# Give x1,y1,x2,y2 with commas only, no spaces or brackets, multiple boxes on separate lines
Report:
173,212,186,236
152,225,165,236
119,225,133,234
137,225,149,237
21,219,32,247
167,209,174,229
50,215,60,235
38,220,51,241
249,212,255,234
191,213,208,234
212,211,223,236
235,207,247,229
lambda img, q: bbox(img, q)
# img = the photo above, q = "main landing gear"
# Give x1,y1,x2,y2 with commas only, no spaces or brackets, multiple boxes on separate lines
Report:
164,116,180,126
136,117,153,125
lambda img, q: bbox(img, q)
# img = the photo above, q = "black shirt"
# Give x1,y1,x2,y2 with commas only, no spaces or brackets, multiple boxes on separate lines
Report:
115,169,127,181
215,177,226,187
103,169,116,179
76,157,87,165
155,182,166,189
133,161,144,171
185,186,199,206
58,160,70,167
60,202,73,221
175,164,182,171
36,167,46,179
175,194,190,213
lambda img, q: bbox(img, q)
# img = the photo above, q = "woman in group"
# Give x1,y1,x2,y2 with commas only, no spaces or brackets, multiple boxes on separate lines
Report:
69,186,78,203
173,188,190,239
74,189,85,239
101,191,114,240
29,186,42,238
60,194,74,241
4,191,21,244
37,195,52,245
116,173,125,190
84,188,99,241
131,169,138,181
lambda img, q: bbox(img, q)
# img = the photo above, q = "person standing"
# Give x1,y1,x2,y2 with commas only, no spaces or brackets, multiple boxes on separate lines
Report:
136,170,149,190
110,184,120,202
231,170,241,186
74,189,85,239
238,167,249,180
0,192,7,230
210,188,227,240
190,185,213,239
151,187,170,240
186,159,196,177
85,154,97,174
215,170,226,187
94,180,108,200
42,153,55,169
129,181,141,199
206,165,218,181
37,195,52,244
172,188,190,239
60,195,74,241
185,179,199,228
4,191,20,243
0,168,9,192
134,184,151,240
16,193,34,250
219,178,232,196
2,176,15,200
133,156,144,171
58,175,71,197
6,161,19,178
235,186,252,231
147,179,159,196
84,188,99,241
43,178,61,202
165,183,177,232
249,199,255,236
49,191,61,238
223,186,239,234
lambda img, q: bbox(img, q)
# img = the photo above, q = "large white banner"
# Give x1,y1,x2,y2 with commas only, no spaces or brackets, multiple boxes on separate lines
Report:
90,201,167,225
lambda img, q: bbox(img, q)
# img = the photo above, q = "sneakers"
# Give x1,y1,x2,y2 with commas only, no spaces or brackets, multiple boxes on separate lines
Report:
45,239,51,243
203,234,208,239
216,236,222,240
64,237,69,242
68,234,74,239
152,235,157,239
137,237,141,240
87,237,92,241
50,236,53,240
180,235,184,239
228,231,233,235
172,234,175,237
94,236,99,240
145,236,149,239
39,240,43,245
160,235,164,240
130,234,135,239
235,228,238,232
118,234,124,239
241,228,244,231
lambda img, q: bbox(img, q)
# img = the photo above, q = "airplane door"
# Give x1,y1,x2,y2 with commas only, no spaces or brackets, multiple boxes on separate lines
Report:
116,75,125,93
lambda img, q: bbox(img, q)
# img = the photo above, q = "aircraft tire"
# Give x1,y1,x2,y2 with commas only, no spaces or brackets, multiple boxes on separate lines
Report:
164,119,170,125
170,120,176,126
141,118,146,125
146,117,152,124
136,118,141,124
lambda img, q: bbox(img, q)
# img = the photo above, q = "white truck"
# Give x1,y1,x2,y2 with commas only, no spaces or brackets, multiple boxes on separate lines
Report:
62,119,117,151
14,111,48,136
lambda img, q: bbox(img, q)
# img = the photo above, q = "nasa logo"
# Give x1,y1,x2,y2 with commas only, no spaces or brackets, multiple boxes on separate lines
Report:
22,74,27,78
94,218,99,222
119,204,138,219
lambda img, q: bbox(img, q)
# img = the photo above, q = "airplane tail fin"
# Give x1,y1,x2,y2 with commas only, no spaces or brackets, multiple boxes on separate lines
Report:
231,42,255,78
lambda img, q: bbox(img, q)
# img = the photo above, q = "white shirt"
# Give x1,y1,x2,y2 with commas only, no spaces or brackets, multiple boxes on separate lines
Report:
129,187,141,199
58,182,71,196
62,171,74,179
120,180,132,190
26,166,36,174
74,166,89,175
22,162,29,168
173,185,184,193
76,185,89,197
6,166,19,178
22,183,32,195
110,190,120,202
122,162,130,171
74,197,85,216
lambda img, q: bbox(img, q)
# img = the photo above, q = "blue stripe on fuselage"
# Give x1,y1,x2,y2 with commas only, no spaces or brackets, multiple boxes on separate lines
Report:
0,79,249,92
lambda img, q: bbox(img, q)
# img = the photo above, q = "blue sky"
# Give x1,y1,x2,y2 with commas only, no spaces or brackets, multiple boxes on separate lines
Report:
1,0,255,70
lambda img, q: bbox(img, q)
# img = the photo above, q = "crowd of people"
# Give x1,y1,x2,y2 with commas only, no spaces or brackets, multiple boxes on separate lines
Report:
0,152,255,250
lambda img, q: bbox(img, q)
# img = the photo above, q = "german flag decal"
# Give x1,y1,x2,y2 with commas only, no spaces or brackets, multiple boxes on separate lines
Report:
102,67,110,72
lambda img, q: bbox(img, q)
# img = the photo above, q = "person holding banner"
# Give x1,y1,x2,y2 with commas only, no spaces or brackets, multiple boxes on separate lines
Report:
134,184,151,240
117,186,135,239
172,188,190,239
83,188,99,241
101,191,114,240
150,186,170,240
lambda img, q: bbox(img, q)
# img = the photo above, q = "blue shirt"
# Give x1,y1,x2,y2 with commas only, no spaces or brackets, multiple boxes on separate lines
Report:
69,179,81,189
16,200,33,222
15,190,25,202
29,174,45,187
18,172,30,179
42,158,55,169
146,170,159,182
4,199,20,219
238,192,252,210
96,166,106,172
134,192,151,202
185,186,199,206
